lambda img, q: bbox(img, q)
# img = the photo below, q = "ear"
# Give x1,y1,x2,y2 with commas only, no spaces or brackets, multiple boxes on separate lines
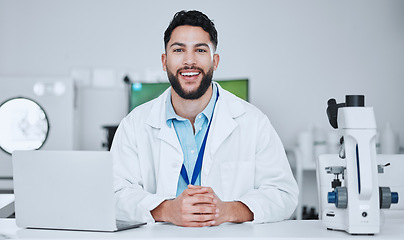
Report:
161,53,167,71
213,54,220,71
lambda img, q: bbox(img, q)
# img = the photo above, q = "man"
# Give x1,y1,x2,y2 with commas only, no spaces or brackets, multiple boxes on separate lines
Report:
111,10,298,227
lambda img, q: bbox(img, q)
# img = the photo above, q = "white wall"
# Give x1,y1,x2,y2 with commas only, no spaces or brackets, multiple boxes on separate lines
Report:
1,0,403,150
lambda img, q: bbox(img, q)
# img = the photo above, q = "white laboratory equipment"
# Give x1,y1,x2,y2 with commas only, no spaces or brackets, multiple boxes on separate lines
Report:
316,95,399,235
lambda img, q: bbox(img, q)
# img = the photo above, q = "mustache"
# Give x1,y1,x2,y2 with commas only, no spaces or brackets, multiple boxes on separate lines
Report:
176,66,205,75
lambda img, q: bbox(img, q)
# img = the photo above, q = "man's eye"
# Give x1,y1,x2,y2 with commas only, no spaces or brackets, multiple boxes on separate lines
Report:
173,49,183,52
197,49,207,53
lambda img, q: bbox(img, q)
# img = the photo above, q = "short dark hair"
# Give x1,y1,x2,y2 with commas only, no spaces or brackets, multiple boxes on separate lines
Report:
164,10,218,51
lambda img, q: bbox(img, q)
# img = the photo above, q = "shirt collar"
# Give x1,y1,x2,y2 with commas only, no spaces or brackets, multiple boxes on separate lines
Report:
165,83,218,127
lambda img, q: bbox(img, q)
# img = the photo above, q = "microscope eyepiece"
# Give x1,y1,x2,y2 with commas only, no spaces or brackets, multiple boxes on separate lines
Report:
326,95,366,129
326,98,344,129
345,95,365,107
327,98,337,106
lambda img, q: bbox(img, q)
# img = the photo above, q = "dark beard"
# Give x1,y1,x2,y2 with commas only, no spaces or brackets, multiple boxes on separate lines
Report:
167,66,214,100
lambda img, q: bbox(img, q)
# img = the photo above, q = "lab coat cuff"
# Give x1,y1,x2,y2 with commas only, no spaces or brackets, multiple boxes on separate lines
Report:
237,197,264,224
139,194,170,223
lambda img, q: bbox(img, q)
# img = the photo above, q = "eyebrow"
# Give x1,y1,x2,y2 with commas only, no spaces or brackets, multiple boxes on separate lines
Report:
195,43,210,48
170,42,185,48
169,42,210,49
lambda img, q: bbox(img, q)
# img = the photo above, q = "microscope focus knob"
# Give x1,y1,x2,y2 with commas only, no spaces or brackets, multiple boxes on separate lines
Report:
379,187,399,208
328,187,348,208
392,192,399,204
328,192,336,204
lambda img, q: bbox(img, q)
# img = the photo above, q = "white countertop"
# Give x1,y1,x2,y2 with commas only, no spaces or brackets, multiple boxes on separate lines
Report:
0,218,403,239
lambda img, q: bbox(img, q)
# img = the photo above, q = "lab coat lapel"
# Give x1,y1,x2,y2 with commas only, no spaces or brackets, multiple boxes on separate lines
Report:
158,123,182,153
146,89,183,197
146,88,182,153
201,89,244,183
209,98,238,155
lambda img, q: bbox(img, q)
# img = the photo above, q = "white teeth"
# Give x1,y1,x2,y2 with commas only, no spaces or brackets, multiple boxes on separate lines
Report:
181,72,199,76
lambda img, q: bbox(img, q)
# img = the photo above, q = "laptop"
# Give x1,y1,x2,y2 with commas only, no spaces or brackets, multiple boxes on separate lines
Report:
12,150,146,232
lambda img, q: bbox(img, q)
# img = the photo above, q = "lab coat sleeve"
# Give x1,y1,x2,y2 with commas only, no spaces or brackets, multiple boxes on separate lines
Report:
237,115,299,223
111,116,167,223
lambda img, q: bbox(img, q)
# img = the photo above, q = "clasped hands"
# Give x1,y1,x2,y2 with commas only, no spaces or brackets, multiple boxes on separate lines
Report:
151,185,253,227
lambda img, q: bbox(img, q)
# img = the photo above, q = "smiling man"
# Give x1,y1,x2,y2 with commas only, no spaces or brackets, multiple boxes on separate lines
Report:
164,25,217,101
111,10,298,227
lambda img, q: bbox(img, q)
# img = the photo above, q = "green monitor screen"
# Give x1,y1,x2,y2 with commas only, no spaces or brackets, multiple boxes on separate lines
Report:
129,79,248,112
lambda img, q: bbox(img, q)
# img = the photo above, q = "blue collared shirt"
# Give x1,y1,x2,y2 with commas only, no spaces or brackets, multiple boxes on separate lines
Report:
166,83,218,197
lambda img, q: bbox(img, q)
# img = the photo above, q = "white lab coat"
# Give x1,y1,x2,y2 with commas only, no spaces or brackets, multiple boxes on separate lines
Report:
111,82,298,224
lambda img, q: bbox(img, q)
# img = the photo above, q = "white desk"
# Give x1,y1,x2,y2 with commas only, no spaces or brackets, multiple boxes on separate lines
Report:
0,219,403,239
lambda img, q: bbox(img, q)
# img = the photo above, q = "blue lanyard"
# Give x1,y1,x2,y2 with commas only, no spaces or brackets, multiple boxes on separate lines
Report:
180,89,219,185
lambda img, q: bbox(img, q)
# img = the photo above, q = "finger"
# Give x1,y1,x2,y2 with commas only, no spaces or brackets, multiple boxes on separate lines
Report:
195,187,215,197
185,187,211,196
188,185,214,193
176,196,215,214
195,204,219,214
187,195,215,205
209,220,220,226
192,192,215,199
200,186,214,193
193,213,217,222
186,186,217,196
182,211,216,222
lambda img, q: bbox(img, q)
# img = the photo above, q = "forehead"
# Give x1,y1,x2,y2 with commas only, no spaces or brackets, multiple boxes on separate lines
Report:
168,25,212,47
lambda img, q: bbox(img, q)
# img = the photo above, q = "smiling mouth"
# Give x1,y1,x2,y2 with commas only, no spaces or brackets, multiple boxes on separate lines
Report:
178,66,204,79
180,72,200,77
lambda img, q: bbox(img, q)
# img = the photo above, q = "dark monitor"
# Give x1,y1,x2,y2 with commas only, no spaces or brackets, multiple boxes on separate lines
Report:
129,79,248,112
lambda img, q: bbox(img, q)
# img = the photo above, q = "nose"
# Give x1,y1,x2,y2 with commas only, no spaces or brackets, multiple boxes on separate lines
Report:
183,51,196,66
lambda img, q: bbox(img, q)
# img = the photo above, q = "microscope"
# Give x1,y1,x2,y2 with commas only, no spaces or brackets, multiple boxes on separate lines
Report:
317,95,399,234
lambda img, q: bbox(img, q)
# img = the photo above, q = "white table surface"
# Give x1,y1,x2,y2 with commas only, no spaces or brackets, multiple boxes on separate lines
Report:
0,218,403,239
